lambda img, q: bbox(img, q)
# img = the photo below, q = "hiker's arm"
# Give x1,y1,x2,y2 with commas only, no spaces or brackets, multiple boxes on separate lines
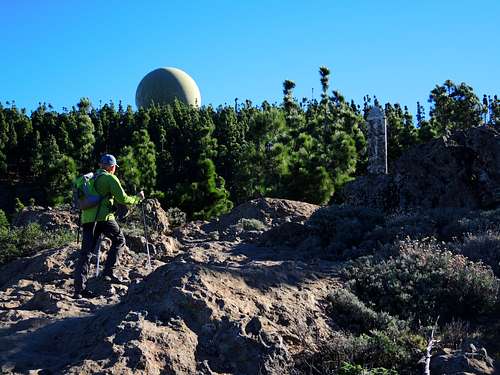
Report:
109,176,141,205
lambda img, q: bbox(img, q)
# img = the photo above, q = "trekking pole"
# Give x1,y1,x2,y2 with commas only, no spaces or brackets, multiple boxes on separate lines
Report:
141,200,152,269
92,198,103,277
76,213,81,244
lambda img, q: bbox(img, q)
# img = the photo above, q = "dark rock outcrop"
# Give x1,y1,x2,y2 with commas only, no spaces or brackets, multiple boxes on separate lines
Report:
12,205,78,231
343,126,500,211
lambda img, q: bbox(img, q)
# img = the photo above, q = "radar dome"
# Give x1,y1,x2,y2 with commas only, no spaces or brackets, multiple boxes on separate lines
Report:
135,67,201,108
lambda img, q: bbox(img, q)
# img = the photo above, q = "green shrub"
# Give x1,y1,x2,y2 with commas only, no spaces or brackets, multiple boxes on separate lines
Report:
0,223,73,265
338,362,397,375
238,218,266,231
356,330,416,371
14,197,25,214
344,238,499,323
327,288,404,334
307,205,385,252
292,329,422,374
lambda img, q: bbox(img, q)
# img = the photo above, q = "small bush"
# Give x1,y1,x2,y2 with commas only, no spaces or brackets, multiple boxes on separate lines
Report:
355,330,418,372
307,205,385,252
381,208,471,243
14,197,25,214
292,329,422,374
474,208,500,231
0,209,9,229
166,207,187,228
344,238,499,323
0,223,73,265
238,218,266,231
327,288,404,334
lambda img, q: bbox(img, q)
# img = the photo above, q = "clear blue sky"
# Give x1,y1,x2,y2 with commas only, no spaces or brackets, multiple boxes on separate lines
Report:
1,0,498,115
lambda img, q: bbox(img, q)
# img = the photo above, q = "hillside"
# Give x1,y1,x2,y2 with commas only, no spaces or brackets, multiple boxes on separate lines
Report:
1,127,500,374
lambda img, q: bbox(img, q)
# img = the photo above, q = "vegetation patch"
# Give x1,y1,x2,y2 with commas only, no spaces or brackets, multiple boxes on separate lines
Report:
237,218,266,231
307,205,385,252
344,238,499,323
0,223,73,266
453,230,500,277
293,329,424,374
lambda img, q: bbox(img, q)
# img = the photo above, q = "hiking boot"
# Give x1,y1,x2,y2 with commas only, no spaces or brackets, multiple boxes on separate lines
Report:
103,274,124,284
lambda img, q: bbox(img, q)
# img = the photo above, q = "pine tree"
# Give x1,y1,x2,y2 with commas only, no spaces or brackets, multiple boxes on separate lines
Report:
232,106,289,202
416,101,425,126
117,145,141,193
4,105,33,177
319,66,330,109
150,105,176,197
429,80,483,135
89,106,105,161
30,130,44,177
283,80,297,114
489,95,500,126
213,106,243,192
0,106,8,174
41,135,77,205
131,129,157,194
284,133,334,204
73,110,95,170
385,103,405,164
400,106,418,151
176,158,232,220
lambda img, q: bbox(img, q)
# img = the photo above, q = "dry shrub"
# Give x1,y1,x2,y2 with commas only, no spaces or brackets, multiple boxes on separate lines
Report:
455,230,500,276
439,319,478,349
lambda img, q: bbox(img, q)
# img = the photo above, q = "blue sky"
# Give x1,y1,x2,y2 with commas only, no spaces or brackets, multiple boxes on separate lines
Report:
1,1,498,115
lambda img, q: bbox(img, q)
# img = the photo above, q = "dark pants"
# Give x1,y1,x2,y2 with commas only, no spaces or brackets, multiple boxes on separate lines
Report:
74,220,125,293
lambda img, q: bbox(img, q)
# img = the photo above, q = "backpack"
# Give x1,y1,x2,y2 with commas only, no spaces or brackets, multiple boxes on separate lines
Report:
72,172,105,210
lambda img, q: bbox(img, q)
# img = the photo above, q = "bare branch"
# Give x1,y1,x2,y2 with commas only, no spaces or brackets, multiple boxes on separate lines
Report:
424,316,440,375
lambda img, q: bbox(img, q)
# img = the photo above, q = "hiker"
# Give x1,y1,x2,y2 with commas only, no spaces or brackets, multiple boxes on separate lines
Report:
73,154,144,299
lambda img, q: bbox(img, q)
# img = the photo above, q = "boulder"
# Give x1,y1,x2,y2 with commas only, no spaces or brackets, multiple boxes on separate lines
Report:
430,347,496,375
198,198,320,243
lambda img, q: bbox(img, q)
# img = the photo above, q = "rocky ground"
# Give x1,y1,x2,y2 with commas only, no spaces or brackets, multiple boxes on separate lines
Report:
0,198,342,374
0,197,497,374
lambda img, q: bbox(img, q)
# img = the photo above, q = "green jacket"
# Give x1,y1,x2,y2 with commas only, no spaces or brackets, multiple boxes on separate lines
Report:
81,169,140,224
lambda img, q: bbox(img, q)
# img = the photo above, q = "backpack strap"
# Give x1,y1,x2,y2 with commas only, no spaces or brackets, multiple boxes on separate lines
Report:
92,171,109,199
91,172,110,224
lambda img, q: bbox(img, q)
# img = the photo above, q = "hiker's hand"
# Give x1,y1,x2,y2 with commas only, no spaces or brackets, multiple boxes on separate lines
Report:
137,191,145,201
